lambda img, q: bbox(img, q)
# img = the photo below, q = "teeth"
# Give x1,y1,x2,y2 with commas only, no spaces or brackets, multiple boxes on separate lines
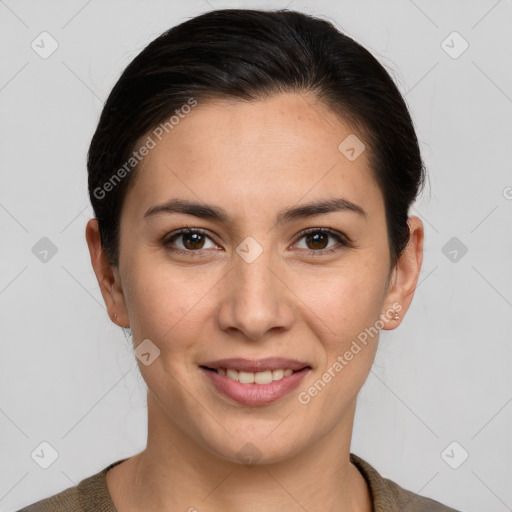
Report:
216,368,296,383
238,371,255,384
226,369,238,380
272,369,284,381
255,370,272,384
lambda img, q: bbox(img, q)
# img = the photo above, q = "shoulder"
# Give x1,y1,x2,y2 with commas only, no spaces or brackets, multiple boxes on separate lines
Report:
17,459,127,512
350,453,463,512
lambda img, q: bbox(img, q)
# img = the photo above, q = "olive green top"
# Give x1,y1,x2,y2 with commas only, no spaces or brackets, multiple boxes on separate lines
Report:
18,453,461,511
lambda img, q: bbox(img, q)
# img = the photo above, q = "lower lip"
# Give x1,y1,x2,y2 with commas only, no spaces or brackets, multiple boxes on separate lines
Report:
200,367,310,406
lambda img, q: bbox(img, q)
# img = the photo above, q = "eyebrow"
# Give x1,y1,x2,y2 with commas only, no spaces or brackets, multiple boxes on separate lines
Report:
143,197,366,224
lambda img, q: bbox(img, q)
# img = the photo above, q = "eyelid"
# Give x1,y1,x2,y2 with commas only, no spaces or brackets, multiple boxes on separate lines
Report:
291,226,353,253
162,227,220,251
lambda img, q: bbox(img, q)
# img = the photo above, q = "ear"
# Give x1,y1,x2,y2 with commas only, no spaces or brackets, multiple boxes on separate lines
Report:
85,218,130,327
381,216,424,330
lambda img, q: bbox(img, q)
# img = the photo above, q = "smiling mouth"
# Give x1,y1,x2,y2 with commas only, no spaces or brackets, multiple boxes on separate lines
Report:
200,366,310,384
199,358,312,405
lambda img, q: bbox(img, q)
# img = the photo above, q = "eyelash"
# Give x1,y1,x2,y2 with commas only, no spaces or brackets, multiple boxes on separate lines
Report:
162,226,352,258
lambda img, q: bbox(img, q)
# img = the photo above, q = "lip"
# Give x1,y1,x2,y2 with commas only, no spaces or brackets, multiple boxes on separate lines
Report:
200,357,310,373
200,365,311,406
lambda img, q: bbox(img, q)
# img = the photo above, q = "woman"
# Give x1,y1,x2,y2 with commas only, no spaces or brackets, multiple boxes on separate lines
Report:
20,8,462,512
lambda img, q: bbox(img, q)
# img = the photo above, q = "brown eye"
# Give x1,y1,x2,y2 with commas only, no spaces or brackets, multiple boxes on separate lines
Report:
294,228,349,256
163,228,217,255
304,232,329,250
181,231,206,250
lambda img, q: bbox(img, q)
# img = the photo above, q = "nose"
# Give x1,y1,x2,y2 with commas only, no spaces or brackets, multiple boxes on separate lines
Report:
216,245,294,342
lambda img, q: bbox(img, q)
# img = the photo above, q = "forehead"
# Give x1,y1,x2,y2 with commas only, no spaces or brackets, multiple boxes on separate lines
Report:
123,92,383,222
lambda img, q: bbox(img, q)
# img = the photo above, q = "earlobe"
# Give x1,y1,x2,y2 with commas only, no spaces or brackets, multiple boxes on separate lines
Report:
85,218,130,327
381,216,424,330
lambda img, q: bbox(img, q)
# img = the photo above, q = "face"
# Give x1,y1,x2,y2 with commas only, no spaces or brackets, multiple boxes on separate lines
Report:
87,92,423,465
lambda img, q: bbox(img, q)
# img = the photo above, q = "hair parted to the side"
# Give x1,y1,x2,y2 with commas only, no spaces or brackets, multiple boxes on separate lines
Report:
87,8,425,269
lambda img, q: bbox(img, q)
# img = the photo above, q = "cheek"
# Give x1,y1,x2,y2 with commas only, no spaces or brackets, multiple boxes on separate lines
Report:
122,253,225,369
293,262,386,417
122,259,197,343
295,256,389,344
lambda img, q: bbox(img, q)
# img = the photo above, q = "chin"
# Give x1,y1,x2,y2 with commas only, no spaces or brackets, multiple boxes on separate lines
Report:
196,424,309,468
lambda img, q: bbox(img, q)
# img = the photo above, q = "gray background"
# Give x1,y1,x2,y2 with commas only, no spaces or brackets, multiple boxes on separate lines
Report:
1,1,511,511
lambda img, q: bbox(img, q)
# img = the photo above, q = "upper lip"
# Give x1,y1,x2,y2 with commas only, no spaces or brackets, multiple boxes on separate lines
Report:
200,357,311,373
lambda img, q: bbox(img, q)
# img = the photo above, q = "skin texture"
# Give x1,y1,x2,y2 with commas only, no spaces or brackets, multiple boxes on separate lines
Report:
86,92,424,512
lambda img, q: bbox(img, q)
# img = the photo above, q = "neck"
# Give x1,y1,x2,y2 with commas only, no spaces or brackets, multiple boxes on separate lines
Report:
108,392,371,512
